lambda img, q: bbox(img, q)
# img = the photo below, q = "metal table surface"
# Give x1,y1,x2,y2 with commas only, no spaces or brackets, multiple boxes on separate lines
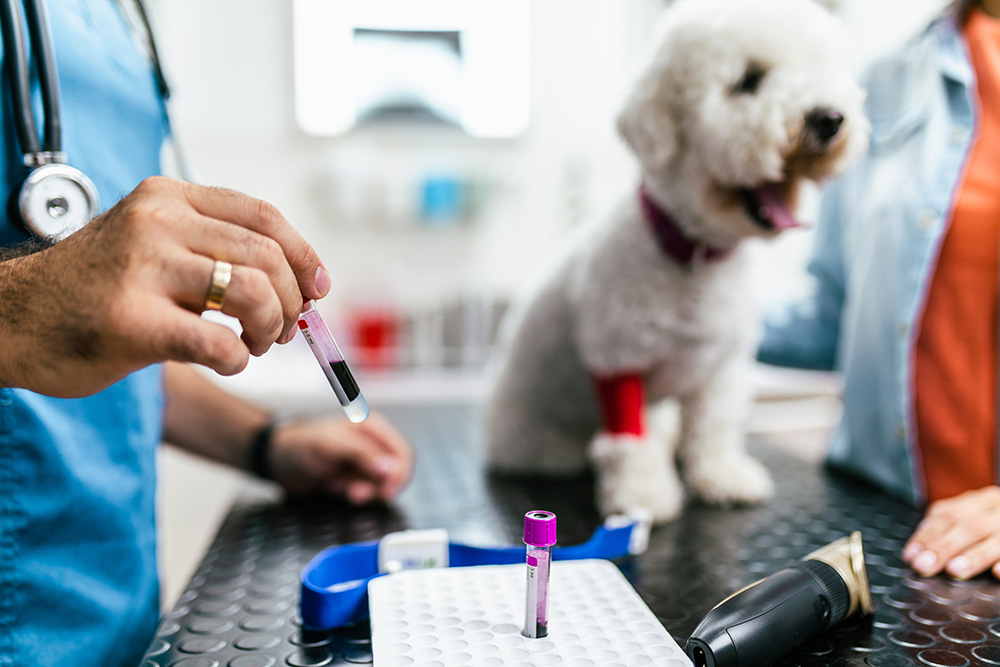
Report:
141,403,1000,667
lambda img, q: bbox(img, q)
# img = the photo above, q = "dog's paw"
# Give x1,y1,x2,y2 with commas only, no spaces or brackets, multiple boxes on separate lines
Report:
588,432,684,523
686,452,774,506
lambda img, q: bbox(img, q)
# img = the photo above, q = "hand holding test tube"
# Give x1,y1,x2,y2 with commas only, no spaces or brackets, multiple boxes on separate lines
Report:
297,301,370,423
523,510,557,638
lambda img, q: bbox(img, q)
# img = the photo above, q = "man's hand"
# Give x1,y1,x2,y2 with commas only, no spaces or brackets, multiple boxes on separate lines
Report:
268,413,414,504
902,486,1000,580
162,363,414,504
0,177,330,397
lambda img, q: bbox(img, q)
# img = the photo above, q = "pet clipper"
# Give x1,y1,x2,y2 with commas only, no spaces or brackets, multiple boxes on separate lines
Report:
686,531,874,667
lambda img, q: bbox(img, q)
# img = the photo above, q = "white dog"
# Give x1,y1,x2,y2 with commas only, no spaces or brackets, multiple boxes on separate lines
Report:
484,0,869,523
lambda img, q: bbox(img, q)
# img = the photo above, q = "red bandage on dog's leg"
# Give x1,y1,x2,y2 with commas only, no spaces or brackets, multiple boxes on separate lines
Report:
593,373,645,436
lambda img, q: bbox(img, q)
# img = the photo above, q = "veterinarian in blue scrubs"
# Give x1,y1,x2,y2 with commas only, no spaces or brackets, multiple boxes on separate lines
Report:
760,0,1000,581
0,3,411,666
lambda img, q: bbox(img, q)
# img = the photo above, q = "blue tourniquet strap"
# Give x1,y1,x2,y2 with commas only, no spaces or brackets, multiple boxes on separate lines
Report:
300,514,650,630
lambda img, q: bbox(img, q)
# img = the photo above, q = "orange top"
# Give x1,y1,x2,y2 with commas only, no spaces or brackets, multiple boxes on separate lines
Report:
914,9,1000,503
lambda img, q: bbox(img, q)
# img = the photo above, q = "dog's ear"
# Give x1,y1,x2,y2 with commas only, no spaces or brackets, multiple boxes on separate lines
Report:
615,88,677,172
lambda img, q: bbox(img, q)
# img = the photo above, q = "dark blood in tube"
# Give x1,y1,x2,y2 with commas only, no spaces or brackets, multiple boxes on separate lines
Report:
329,361,360,402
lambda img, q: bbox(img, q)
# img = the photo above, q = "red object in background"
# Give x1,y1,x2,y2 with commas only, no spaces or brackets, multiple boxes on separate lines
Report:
351,308,399,369
593,373,645,436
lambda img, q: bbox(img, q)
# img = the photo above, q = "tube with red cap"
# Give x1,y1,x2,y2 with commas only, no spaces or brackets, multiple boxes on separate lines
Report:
297,300,369,423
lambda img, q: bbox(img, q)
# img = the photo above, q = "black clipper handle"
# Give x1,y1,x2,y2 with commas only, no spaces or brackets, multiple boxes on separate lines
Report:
686,559,850,667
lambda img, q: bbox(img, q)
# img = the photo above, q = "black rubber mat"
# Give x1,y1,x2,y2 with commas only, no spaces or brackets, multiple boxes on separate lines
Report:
141,403,1000,667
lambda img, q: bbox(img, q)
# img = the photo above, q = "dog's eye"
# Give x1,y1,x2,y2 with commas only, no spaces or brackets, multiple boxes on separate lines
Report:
732,64,767,95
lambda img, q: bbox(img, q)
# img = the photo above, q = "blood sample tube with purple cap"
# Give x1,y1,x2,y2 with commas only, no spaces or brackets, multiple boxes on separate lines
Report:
523,510,557,638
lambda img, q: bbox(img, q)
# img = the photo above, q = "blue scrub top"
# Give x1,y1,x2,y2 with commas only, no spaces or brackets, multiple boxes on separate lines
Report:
0,1,169,666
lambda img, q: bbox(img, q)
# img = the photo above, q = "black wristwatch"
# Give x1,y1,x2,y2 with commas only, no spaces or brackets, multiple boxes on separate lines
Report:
249,417,281,480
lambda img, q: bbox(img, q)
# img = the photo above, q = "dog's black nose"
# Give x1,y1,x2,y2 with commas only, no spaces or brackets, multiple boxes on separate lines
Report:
804,107,844,143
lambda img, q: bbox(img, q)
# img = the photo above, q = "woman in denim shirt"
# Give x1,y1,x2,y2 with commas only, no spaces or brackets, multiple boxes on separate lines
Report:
760,0,1000,581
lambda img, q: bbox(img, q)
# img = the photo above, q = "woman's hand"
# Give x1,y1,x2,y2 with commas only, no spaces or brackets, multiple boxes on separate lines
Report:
902,486,1000,579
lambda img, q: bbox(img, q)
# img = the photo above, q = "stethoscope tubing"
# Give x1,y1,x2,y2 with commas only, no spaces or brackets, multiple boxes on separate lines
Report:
21,0,60,152
130,0,169,101
0,0,165,163
0,0,170,237
0,0,50,157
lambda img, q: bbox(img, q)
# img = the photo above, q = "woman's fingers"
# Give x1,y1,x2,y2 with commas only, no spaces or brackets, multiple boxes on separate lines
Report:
944,534,1000,580
904,487,1000,579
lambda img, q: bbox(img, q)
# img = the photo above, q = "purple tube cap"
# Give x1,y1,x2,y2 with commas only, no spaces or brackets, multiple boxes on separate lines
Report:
523,510,557,547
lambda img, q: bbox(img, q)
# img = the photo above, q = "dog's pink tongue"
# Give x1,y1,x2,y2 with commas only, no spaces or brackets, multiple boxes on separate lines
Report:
755,183,800,231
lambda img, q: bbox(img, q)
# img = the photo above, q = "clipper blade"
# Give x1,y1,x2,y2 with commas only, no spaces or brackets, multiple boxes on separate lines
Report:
804,530,874,616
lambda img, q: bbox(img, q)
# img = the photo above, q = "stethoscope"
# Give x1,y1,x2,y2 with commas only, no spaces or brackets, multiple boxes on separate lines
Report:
0,0,169,239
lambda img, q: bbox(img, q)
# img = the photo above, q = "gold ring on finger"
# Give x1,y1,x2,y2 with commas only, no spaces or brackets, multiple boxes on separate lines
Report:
204,260,233,312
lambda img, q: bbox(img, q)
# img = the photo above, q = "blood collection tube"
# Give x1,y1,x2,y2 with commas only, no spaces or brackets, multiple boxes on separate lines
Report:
523,510,557,638
297,301,370,423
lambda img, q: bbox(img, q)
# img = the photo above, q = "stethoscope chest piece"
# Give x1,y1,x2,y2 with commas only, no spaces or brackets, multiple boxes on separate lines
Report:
18,161,100,238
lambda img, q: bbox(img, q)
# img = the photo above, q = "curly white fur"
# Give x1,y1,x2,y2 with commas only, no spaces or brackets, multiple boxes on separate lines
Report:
484,0,869,522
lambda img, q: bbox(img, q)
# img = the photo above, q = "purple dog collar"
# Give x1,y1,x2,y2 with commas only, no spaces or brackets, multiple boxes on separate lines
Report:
639,184,732,265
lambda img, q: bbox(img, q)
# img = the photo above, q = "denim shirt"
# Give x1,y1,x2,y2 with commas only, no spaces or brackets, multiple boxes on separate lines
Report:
759,16,977,506
0,1,168,665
